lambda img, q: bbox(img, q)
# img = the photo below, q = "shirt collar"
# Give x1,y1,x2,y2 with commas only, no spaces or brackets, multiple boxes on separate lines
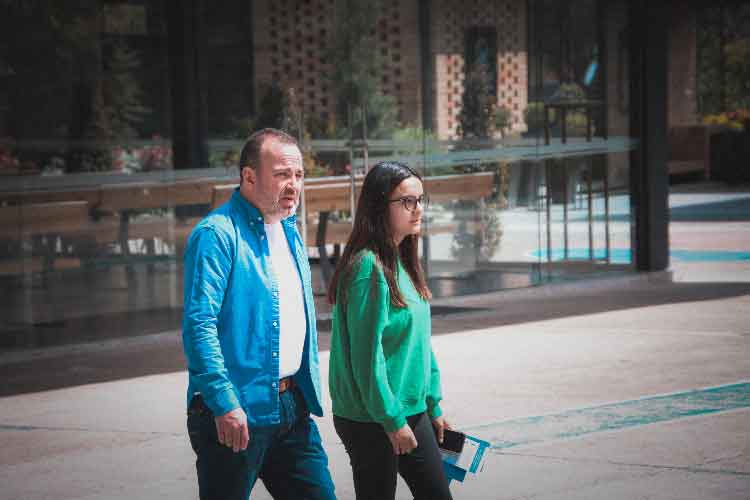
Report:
231,188,298,229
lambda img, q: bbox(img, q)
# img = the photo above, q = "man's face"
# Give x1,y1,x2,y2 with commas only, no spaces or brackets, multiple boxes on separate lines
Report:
242,140,304,222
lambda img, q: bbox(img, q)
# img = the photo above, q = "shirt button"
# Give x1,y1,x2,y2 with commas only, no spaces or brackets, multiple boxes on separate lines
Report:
272,382,278,388
257,217,262,221
272,352,278,357
261,235,265,240
272,321,278,327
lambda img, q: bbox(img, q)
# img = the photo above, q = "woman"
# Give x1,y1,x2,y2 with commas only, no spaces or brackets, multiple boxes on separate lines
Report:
327,161,453,500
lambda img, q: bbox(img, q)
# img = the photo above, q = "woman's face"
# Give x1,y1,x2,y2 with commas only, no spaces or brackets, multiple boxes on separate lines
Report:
387,176,425,245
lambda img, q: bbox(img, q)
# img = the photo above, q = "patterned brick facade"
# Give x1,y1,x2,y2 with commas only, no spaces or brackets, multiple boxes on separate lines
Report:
254,1,336,124
253,0,528,139
253,0,422,129
432,0,528,139
382,0,423,127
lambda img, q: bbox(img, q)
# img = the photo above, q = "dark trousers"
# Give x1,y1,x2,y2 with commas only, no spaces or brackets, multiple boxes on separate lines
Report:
333,412,453,500
187,386,336,500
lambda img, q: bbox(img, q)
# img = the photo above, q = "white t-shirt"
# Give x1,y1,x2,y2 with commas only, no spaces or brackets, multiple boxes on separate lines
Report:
264,222,306,379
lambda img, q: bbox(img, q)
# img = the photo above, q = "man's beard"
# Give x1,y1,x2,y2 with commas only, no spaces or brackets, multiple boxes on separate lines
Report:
270,192,298,217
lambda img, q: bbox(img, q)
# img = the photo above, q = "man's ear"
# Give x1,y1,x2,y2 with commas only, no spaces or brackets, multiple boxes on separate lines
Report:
241,165,255,184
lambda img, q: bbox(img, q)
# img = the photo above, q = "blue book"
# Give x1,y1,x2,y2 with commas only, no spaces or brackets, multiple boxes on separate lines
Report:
439,431,491,483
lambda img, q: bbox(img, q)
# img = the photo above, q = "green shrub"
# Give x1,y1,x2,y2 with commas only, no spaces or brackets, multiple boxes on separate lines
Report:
494,105,513,138
565,112,591,135
523,102,549,132
551,83,586,102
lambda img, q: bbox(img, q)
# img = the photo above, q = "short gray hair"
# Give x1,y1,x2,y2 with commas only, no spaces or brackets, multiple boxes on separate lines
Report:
238,128,299,174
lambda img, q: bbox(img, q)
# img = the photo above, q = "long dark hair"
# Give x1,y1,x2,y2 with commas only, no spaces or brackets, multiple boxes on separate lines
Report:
327,161,432,308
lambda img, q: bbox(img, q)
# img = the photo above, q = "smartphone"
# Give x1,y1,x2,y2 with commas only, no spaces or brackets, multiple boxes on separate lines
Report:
439,429,466,455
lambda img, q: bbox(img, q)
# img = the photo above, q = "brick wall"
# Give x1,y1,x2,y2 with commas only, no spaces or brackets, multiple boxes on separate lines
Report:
253,0,528,139
253,0,421,131
254,1,335,125
432,0,528,139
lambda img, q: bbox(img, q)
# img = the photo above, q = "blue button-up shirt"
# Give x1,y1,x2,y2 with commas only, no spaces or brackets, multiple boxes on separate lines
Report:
182,189,323,424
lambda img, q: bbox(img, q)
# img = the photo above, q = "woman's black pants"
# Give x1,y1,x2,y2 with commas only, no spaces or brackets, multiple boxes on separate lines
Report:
333,412,453,500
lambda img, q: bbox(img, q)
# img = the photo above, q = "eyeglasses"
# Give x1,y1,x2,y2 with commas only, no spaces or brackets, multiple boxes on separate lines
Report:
388,194,429,212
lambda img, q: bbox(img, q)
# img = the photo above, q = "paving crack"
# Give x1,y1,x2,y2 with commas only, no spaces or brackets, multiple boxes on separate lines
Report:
0,423,180,437
496,450,750,477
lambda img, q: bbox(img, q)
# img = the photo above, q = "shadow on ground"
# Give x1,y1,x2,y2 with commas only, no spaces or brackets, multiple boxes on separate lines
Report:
576,196,750,223
669,197,750,222
429,281,750,334
1,280,748,398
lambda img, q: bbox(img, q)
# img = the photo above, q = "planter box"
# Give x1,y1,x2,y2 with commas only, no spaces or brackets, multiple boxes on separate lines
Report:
710,130,750,183
668,125,712,179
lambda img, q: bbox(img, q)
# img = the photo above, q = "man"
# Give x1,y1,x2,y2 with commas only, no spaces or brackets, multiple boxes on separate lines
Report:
182,128,336,500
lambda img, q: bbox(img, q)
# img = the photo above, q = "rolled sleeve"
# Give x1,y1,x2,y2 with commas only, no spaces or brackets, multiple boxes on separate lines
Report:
182,226,240,416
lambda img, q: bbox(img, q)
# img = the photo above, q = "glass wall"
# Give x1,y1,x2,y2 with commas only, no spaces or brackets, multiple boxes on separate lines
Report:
527,0,634,279
0,0,640,349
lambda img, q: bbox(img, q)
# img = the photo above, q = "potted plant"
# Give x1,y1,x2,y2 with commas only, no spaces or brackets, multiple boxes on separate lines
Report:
705,109,750,183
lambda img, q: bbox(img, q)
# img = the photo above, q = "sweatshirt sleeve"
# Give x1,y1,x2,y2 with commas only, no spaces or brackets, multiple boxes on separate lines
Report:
181,226,241,416
426,348,443,419
345,254,406,432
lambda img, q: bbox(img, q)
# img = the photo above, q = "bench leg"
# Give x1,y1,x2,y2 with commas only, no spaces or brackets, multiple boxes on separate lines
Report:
316,211,333,292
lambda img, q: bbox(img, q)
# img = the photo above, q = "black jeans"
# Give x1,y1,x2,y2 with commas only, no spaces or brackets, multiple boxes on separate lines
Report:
333,412,453,500
187,387,336,500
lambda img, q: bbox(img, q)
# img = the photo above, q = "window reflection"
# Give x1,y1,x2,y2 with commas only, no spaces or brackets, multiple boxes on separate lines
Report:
0,0,644,348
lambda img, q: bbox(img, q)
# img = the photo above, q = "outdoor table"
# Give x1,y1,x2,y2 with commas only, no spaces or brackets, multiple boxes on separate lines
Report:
544,100,606,145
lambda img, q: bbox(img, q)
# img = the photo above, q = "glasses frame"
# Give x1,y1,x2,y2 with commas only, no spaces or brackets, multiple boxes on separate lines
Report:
388,194,429,212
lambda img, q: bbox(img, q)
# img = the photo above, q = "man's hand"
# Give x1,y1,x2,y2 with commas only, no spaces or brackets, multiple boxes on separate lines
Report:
431,415,451,445
386,424,418,455
215,407,249,453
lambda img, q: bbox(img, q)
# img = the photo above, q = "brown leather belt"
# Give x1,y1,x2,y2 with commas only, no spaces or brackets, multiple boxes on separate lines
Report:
279,376,294,393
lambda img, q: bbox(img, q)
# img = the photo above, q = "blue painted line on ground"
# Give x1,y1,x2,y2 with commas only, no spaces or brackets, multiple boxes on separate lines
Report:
465,381,750,450
530,248,750,263
670,249,750,262
530,248,631,263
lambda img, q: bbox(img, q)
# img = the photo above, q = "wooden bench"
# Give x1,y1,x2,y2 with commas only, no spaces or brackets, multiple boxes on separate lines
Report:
0,201,91,275
0,200,90,237
211,183,238,209
0,186,101,208
94,180,211,258
0,171,495,275
97,179,214,213
304,180,362,213
0,179,212,271
210,183,349,245
212,172,496,207
210,171,495,246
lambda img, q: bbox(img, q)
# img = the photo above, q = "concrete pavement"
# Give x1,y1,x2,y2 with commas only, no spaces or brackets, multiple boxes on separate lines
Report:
1,181,749,499
1,272,748,499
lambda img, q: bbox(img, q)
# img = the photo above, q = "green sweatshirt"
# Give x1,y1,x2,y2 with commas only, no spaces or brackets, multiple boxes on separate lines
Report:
328,250,443,432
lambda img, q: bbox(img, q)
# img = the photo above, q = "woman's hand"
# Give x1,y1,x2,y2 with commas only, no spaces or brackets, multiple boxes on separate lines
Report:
431,415,452,445
386,424,418,455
